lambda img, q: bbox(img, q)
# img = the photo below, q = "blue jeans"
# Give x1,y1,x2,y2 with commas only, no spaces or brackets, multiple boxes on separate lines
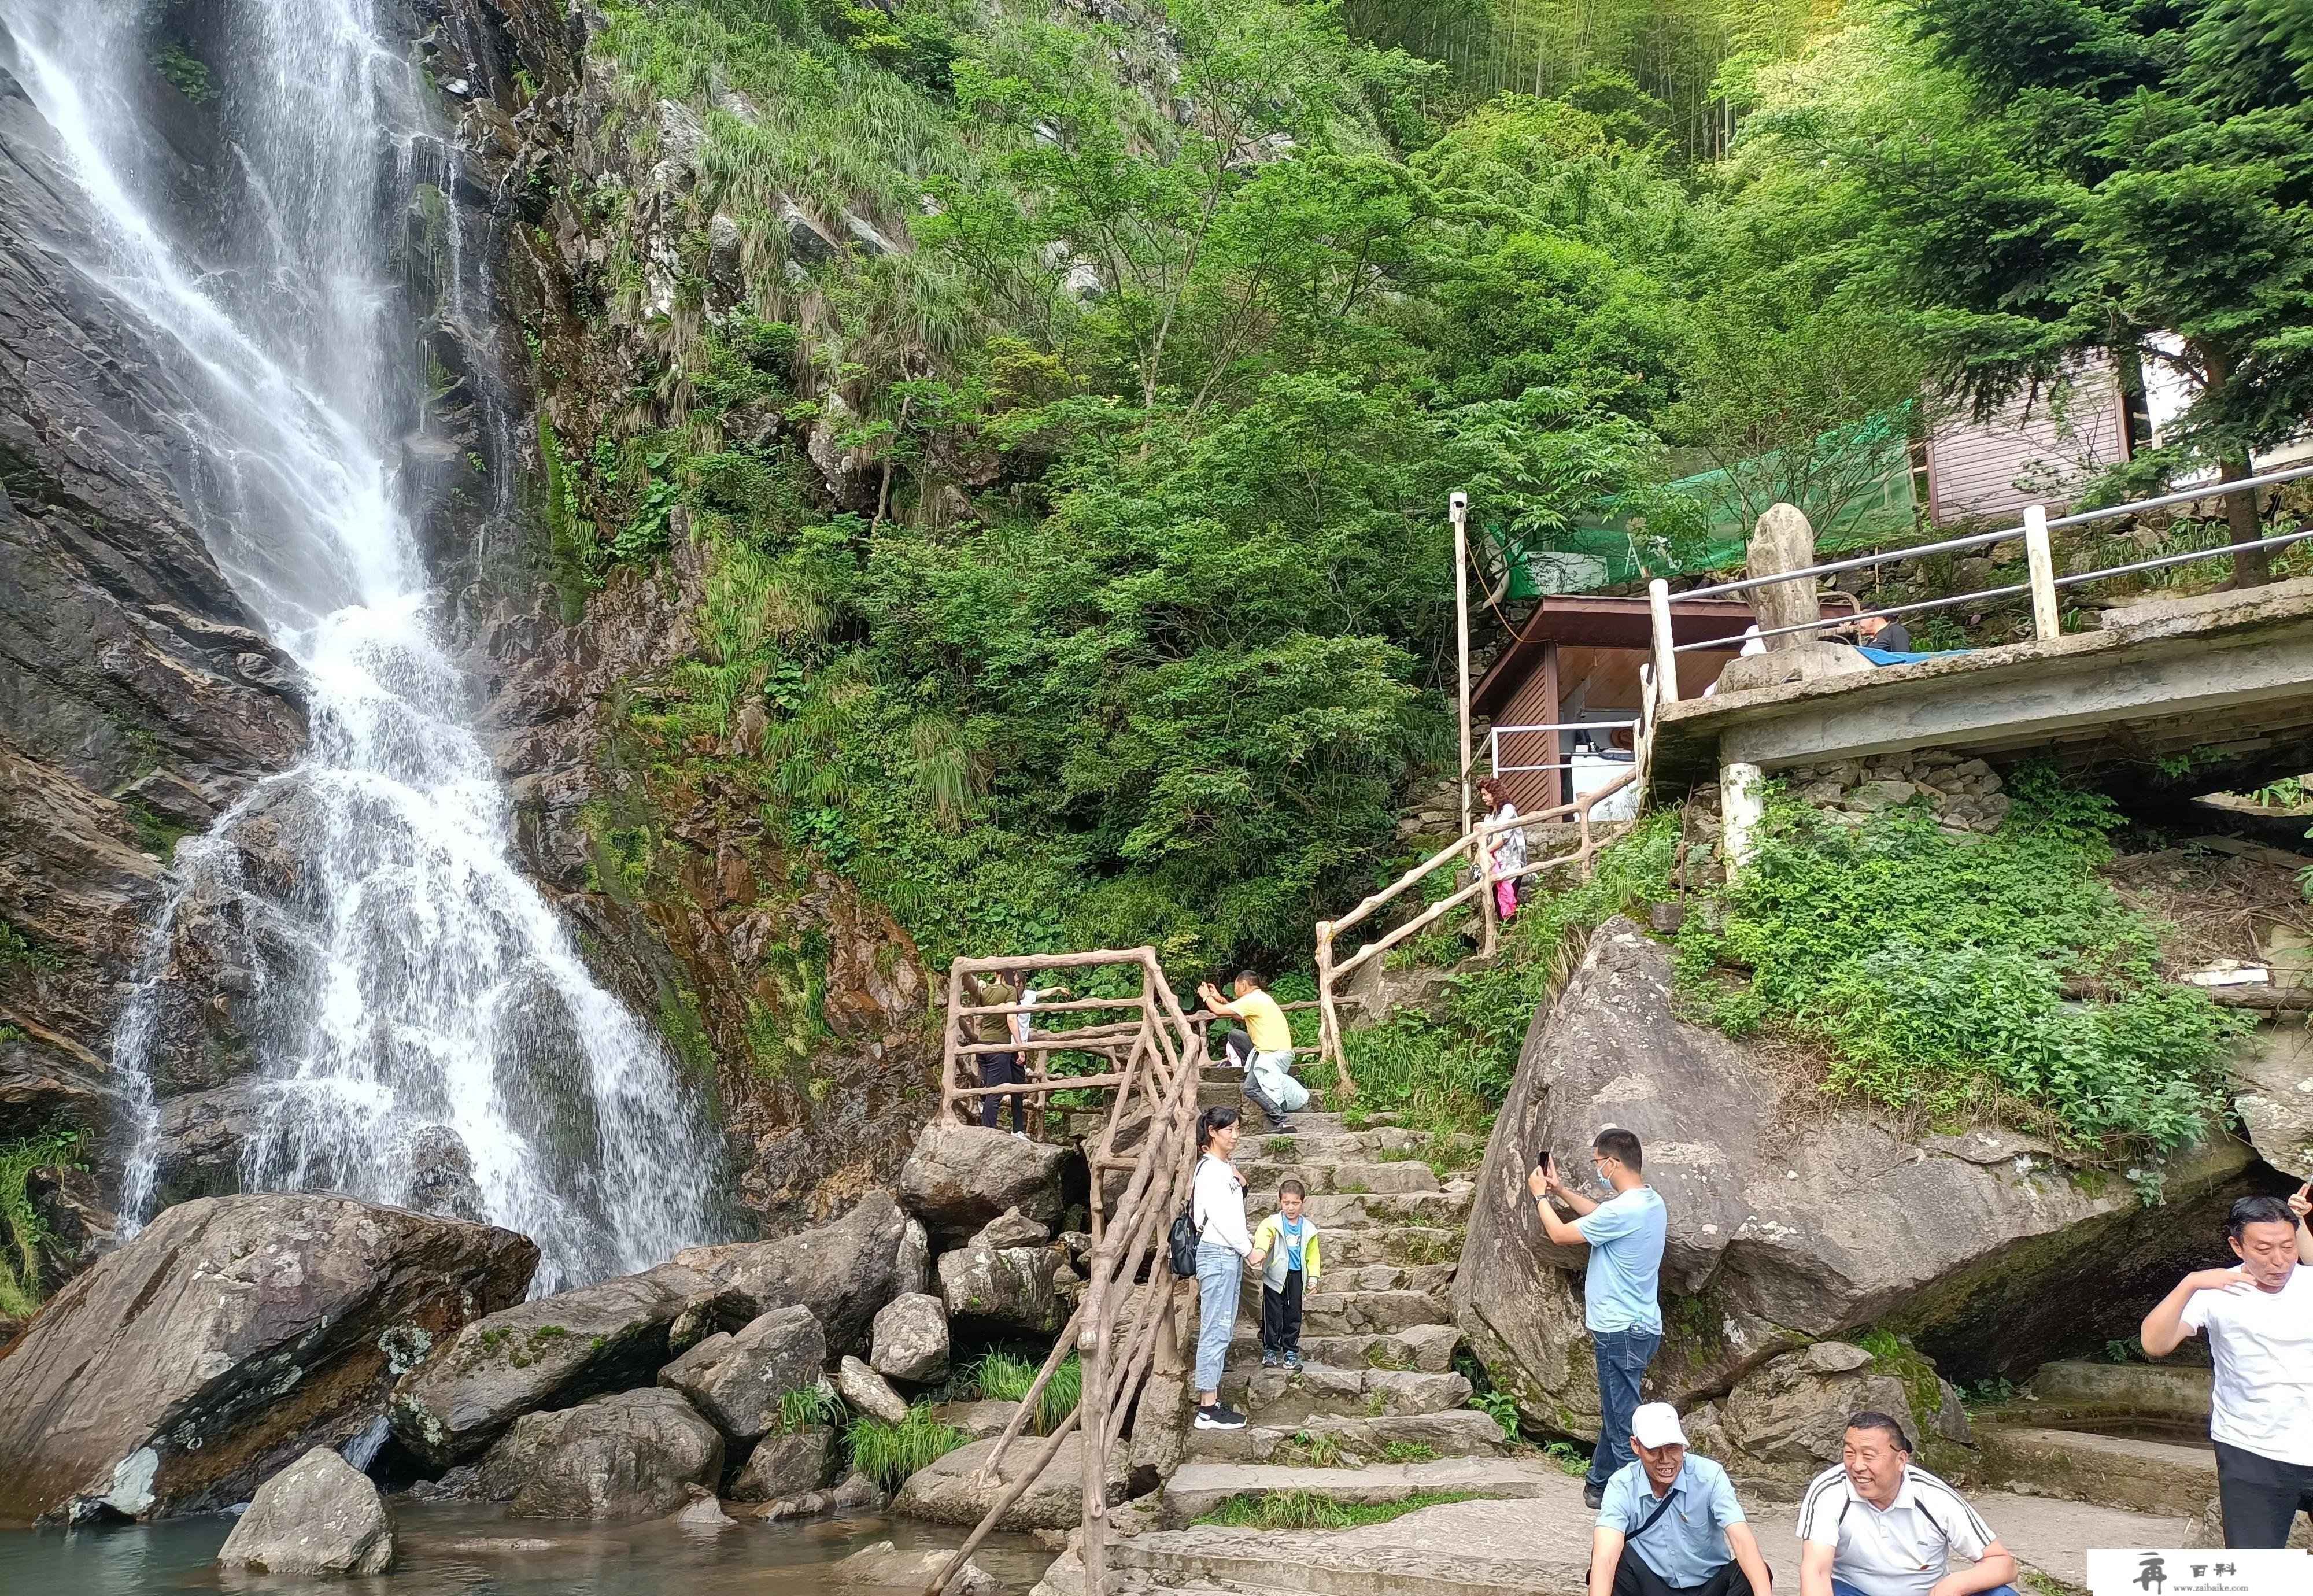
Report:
1588,1326,1661,1490
1195,1240,1244,1395
1834,1585,2017,1596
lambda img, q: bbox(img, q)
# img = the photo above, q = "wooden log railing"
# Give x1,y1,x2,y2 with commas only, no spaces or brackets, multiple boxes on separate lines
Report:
1313,766,1639,1090
923,947,1206,1596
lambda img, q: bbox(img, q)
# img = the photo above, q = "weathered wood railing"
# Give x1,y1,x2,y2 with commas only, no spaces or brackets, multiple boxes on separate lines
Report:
925,947,1205,1596
1313,767,1639,1089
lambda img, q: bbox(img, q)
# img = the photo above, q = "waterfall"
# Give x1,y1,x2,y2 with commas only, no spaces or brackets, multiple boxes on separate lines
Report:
2,1,721,1291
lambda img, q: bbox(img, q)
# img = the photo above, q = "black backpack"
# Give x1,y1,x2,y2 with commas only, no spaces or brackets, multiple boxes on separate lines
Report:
1169,1157,1204,1276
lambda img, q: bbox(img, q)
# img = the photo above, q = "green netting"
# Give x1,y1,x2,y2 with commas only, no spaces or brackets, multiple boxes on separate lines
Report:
1494,408,1923,598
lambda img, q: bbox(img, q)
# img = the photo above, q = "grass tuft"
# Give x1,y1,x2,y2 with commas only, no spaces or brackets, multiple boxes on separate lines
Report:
961,1348,1082,1435
844,1402,970,1490
1192,1488,1481,1530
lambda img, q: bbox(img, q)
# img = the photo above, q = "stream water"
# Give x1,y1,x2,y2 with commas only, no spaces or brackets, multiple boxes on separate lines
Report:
0,1506,1051,1594
0,1,720,1290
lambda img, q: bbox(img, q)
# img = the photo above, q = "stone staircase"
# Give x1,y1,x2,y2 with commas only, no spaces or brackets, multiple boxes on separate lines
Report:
1155,1076,1539,1525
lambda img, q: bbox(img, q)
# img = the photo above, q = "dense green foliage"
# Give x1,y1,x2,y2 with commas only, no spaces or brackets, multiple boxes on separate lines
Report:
1677,774,2244,1161
554,0,2305,991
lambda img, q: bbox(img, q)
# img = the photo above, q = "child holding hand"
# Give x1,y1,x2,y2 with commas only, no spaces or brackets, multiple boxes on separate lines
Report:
1252,1178,1321,1369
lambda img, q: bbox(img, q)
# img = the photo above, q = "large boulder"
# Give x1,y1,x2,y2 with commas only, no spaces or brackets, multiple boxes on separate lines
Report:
215,1446,396,1576
892,1434,1125,1531
1455,919,2267,1433
732,1425,835,1502
938,1239,1062,1334
474,1387,723,1518
656,1304,826,1441
390,1261,744,1467
1746,501,1817,650
670,1189,914,1355
900,1123,1069,1245
2230,1019,2313,1177
871,1292,950,1383
1684,1340,1965,1492
836,1354,910,1424
834,1542,1000,1595
0,1194,534,1524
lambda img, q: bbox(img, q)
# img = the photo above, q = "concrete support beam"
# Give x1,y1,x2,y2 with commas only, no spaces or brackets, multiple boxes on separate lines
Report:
1721,762,1765,878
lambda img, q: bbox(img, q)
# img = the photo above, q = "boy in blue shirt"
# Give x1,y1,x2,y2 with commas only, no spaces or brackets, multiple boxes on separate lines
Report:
1530,1126,1669,1508
1251,1178,1321,1369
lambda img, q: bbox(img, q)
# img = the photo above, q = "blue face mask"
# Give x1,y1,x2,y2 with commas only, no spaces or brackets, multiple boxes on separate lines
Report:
1595,1166,1614,1191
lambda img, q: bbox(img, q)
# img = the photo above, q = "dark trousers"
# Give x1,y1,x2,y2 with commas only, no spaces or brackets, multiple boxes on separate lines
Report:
2215,1438,2313,1548
1588,1327,1662,1490
978,1051,1027,1132
1614,1556,1767,1596
1261,1270,1304,1353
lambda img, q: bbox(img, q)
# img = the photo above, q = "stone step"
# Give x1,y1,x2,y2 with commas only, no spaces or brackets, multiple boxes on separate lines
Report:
1236,1159,1441,1196
1299,1288,1454,1336
1156,1456,1572,1530
1973,1423,2217,1518
1323,1227,1464,1268
1229,1321,1459,1373
1184,1407,1510,1465
1305,1189,1473,1228
1219,1365,1473,1423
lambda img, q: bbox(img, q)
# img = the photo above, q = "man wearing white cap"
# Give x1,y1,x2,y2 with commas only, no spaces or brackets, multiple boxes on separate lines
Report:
1591,1402,1773,1596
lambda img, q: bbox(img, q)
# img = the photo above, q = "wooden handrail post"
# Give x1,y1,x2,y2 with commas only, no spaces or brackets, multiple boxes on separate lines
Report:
1476,823,1498,959
1315,921,1351,1102
1649,578,1679,704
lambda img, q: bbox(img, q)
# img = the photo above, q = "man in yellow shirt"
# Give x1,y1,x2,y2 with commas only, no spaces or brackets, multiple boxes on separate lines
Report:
1200,971,1298,1132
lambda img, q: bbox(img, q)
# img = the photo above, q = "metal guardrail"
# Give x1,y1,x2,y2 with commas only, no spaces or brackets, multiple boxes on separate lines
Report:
1646,461,2313,693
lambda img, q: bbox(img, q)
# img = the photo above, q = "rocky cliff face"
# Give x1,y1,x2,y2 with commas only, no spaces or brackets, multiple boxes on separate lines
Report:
0,36,307,1154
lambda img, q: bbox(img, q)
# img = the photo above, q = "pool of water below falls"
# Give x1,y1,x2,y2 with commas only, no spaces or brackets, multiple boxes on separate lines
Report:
0,1504,1052,1595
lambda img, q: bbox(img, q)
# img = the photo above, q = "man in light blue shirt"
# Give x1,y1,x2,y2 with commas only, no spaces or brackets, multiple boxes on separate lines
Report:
1592,1402,1773,1596
1530,1126,1668,1506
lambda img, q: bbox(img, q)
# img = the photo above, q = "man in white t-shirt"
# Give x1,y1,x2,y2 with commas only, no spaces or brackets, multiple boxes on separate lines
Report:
2141,1187,2313,1547
1796,1413,2019,1596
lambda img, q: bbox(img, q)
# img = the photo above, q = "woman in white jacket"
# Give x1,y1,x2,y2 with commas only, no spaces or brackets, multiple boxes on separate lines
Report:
1191,1107,1261,1429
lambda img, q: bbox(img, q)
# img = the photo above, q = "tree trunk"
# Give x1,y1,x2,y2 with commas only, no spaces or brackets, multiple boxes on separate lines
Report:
2220,446,2270,589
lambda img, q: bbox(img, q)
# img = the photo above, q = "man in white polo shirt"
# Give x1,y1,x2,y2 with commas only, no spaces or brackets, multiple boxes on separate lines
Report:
1797,1412,2019,1596
2140,1188,2313,1547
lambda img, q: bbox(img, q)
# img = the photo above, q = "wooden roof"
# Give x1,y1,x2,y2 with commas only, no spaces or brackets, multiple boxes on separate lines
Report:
1473,594,1760,716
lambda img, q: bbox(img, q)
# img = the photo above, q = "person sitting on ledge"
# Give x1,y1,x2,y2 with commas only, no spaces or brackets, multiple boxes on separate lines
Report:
1590,1402,1775,1596
1798,1413,2020,1596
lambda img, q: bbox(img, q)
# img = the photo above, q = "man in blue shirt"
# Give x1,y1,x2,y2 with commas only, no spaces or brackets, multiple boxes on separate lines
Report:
1530,1126,1669,1507
1593,1403,1773,1596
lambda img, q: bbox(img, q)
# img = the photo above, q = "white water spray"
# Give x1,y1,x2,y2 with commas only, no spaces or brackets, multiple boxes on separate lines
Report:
4,1,719,1290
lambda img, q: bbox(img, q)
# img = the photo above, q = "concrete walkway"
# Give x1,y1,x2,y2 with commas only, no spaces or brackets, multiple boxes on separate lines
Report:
1109,1468,2188,1594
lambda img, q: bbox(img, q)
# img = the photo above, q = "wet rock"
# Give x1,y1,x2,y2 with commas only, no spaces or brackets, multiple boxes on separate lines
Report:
216,1447,396,1576
475,1387,723,1519
1455,919,2264,1433
939,1239,1062,1335
870,1292,950,1383
0,1194,534,1524
900,1122,1070,1244
892,1435,1124,1530
971,1206,1053,1249
836,1355,910,1425
656,1304,827,1441
403,1124,488,1223
731,1425,834,1502
674,1486,737,1528
832,1469,888,1509
833,1541,999,1595
671,1189,915,1356
390,1261,734,1466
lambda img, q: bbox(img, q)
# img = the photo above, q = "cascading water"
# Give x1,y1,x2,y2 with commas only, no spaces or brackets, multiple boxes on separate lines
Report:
2,0,721,1291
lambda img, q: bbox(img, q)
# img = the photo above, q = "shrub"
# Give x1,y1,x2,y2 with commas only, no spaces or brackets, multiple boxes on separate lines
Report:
0,1129,83,1320
845,1403,970,1490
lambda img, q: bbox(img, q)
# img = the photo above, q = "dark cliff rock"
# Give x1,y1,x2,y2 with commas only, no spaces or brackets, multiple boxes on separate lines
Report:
0,44,305,1150
417,2,941,1231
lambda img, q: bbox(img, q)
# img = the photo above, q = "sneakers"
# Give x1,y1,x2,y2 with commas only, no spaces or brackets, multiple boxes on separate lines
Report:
1582,1482,1605,1510
1281,1350,1302,1371
1266,1115,1292,1133
1010,1130,1029,1141
1261,1349,1281,1369
1195,1403,1249,1430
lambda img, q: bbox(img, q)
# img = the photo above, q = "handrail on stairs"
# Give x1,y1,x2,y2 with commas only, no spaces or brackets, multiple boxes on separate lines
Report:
1311,766,1639,1093
923,947,1206,1596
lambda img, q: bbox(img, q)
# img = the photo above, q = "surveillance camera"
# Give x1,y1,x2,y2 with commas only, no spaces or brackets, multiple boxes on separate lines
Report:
1449,491,1468,512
